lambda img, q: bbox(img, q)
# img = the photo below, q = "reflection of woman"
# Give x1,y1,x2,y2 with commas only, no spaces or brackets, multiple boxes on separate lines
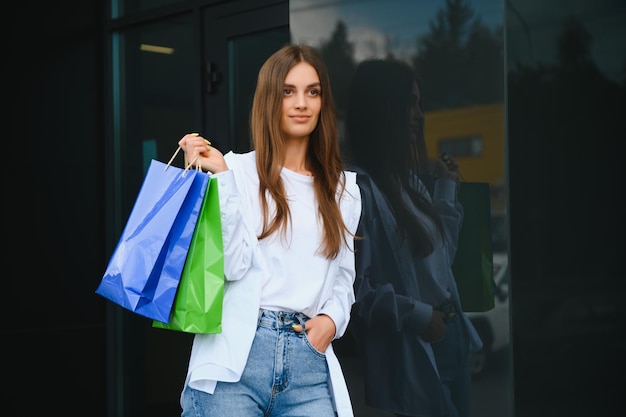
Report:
345,59,482,417
177,45,362,417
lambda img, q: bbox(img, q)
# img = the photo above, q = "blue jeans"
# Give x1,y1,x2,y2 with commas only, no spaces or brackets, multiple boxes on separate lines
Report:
181,309,336,417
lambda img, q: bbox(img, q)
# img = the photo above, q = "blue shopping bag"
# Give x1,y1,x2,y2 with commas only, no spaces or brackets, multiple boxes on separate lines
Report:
153,177,224,334
96,156,209,323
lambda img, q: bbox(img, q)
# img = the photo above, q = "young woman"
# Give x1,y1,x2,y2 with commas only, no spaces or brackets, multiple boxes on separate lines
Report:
344,59,482,417
176,44,361,417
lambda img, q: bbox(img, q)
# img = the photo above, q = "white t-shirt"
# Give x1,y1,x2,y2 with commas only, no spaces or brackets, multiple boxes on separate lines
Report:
259,167,329,317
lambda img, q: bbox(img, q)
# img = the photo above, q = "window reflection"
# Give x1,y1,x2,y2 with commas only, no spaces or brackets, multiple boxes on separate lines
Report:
506,1,626,411
290,1,509,416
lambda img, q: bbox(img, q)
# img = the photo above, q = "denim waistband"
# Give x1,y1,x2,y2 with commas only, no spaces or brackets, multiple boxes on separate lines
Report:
257,308,310,329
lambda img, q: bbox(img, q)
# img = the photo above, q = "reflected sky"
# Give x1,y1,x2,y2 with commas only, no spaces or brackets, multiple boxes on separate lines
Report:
290,0,625,82
291,0,502,62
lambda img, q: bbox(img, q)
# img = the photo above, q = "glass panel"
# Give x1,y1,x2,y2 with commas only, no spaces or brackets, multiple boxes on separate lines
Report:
113,15,196,215
506,1,626,414
110,14,197,416
200,1,290,152
290,1,510,416
228,30,291,152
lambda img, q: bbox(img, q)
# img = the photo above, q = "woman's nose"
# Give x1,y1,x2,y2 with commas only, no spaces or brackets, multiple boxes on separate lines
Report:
294,93,307,109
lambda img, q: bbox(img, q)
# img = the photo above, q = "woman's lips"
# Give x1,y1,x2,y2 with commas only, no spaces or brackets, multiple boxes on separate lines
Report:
290,115,310,122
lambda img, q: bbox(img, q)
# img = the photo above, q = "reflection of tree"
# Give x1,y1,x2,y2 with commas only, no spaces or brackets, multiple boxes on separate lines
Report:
318,20,357,117
412,0,504,110
509,15,625,410
507,15,625,290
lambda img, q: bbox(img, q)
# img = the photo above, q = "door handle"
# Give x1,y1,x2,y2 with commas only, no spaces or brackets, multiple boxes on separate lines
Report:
206,62,222,94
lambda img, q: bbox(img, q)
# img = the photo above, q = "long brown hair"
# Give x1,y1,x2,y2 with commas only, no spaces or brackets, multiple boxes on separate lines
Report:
250,44,352,259
345,59,444,258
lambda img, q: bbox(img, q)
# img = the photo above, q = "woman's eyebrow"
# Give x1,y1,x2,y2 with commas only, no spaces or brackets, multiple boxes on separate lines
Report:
283,82,321,88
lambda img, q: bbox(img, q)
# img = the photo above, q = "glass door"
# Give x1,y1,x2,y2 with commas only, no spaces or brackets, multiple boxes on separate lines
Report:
107,13,198,417
106,2,288,416
202,1,290,152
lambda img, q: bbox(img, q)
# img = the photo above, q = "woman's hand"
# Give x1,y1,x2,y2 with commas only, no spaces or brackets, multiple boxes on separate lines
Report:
293,314,336,353
421,309,447,343
178,133,228,174
433,152,460,182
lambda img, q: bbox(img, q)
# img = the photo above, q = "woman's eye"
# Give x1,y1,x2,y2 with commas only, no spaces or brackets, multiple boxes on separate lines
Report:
283,89,292,95
308,89,320,96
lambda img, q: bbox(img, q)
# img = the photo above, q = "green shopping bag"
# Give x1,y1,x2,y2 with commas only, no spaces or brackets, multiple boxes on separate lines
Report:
452,182,495,312
153,176,224,333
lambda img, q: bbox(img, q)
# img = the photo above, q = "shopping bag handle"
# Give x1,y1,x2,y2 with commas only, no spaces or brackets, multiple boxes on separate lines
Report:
165,146,202,175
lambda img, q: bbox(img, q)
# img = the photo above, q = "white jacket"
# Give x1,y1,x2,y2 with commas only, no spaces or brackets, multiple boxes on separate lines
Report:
183,151,362,417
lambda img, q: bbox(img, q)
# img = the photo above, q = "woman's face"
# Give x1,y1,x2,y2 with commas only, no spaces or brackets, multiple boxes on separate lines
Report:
280,62,322,142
